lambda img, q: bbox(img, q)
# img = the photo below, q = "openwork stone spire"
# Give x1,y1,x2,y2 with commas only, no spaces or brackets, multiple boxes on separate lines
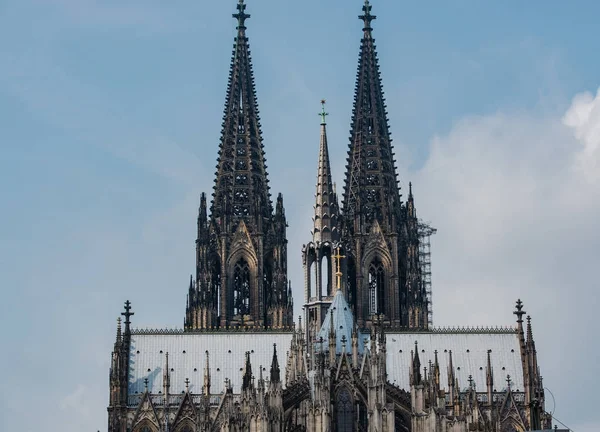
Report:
312,100,339,243
211,0,272,222
343,0,401,230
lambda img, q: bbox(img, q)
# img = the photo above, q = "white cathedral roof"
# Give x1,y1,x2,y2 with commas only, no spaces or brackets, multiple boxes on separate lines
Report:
127,327,524,396
384,330,524,391
128,331,294,395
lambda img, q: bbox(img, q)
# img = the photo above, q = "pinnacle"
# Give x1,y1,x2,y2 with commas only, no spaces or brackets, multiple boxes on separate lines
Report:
312,100,339,243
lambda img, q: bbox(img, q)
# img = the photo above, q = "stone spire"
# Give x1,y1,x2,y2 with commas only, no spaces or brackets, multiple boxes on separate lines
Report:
342,0,401,229
312,99,339,243
211,0,271,222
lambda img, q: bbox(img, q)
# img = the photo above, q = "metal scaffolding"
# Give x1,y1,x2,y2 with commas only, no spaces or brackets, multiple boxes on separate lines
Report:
418,221,437,326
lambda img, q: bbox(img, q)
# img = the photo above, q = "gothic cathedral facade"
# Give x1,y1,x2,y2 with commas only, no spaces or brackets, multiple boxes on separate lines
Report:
108,1,553,431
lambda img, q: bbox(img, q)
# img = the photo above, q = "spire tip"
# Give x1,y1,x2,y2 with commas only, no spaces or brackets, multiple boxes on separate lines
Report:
319,99,329,125
233,0,250,30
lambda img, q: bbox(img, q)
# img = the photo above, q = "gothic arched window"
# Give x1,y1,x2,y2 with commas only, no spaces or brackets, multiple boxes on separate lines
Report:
233,258,251,316
140,426,152,432
336,387,355,431
368,258,385,315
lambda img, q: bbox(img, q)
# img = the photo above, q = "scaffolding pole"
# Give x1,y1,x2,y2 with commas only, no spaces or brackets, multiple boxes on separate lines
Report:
418,221,437,326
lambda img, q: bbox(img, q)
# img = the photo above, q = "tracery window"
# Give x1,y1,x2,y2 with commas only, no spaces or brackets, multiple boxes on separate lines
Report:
232,204,249,217
366,174,379,185
233,258,251,316
234,189,248,201
368,258,385,315
336,387,355,432
366,188,378,202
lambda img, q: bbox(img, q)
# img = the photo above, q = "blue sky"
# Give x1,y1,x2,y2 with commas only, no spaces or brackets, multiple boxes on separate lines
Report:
1,1,599,431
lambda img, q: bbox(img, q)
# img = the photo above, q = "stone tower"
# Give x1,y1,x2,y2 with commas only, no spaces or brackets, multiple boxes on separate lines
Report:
340,0,428,329
185,0,292,331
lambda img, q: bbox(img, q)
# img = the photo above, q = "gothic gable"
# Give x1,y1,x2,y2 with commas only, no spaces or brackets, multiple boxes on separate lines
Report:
173,392,198,428
335,352,355,382
228,220,257,264
361,219,394,280
131,392,160,431
499,390,526,431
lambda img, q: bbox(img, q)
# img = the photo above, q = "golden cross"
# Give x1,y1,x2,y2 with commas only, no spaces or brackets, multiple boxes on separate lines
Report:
332,246,346,290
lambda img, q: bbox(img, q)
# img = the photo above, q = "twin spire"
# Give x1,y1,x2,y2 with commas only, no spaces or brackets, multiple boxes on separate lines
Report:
343,0,400,229
211,0,271,223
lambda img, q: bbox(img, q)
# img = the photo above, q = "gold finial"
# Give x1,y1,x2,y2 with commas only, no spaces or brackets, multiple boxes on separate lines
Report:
332,246,346,290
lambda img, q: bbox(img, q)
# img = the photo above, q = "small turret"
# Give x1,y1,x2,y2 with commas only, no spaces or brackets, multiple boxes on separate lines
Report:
486,349,494,406
526,315,543,430
328,309,336,366
270,343,281,384
257,364,265,397
163,352,170,397
447,349,455,405
412,341,422,386
115,317,122,346
411,341,425,414
242,351,253,391
203,350,211,396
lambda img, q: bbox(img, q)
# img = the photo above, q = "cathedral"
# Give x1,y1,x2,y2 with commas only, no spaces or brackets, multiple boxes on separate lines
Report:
107,1,553,431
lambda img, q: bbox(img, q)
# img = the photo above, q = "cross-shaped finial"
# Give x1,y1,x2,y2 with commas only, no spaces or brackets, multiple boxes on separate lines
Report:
121,300,134,326
506,374,512,389
359,0,377,32
332,246,346,290
144,378,149,391
468,374,474,388
514,299,525,321
319,99,329,125
341,335,347,347
185,378,190,392
233,0,250,30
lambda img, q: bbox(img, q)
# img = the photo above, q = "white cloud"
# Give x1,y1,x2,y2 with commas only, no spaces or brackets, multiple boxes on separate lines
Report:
60,384,88,415
563,87,600,184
